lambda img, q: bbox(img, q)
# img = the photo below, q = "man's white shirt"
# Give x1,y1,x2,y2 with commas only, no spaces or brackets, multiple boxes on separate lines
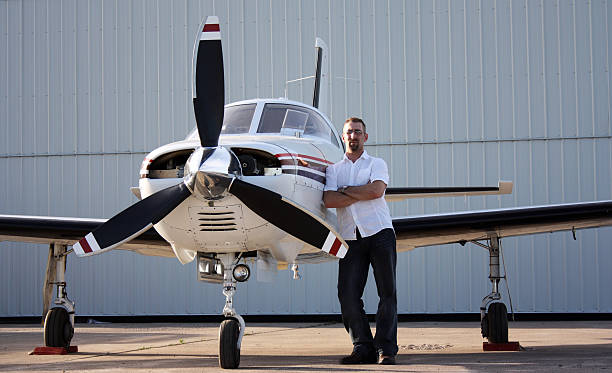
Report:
324,150,394,240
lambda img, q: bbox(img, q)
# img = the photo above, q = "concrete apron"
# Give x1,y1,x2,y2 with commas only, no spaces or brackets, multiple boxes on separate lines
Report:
1,320,611,372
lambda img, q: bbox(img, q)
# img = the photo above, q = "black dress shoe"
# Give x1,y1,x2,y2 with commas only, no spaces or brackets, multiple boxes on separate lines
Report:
378,355,396,365
339,348,378,364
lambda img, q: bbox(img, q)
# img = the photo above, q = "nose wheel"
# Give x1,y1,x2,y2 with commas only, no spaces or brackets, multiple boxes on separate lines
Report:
219,318,241,369
217,253,246,369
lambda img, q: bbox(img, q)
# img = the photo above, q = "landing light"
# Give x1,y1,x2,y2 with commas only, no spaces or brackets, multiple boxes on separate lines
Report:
233,264,250,282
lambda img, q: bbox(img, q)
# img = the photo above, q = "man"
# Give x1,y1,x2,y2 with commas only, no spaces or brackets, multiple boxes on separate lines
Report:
323,117,398,365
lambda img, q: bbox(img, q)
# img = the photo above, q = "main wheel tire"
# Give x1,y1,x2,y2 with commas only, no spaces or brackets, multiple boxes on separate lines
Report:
219,319,240,369
487,302,508,343
44,307,74,348
481,314,489,338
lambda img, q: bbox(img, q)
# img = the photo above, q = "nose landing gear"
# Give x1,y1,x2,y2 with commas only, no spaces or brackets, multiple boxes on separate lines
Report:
217,253,246,369
219,318,241,369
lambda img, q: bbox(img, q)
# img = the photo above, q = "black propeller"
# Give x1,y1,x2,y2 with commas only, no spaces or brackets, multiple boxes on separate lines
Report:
73,183,191,256
193,16,225,148
73,16,348,259
229,178,347,257
74,16,226,256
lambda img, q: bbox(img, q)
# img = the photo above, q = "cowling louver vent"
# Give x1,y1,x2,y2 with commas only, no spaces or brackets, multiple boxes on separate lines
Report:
198,212,236,231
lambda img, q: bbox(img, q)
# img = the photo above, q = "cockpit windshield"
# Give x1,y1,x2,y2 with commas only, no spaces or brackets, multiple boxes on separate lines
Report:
186,103,256,140
221,104,256,134
185,102,340,148
257,103,340,147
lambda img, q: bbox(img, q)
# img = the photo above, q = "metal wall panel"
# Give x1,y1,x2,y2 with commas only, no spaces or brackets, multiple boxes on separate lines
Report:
1,0,611,316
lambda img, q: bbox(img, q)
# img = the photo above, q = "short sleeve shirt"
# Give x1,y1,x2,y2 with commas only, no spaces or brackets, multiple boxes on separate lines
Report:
324,150,394,240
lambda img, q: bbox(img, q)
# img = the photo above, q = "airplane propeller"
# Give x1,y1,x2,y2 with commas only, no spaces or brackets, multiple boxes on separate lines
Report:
228,178,348,257
73,16,348,259
73,183,192,256
192,16,225,148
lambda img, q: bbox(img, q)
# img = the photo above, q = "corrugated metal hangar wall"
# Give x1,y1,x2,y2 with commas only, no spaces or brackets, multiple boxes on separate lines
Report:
1,0,611,317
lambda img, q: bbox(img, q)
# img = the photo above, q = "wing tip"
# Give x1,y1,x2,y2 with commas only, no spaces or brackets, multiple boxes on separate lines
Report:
498,181,513,195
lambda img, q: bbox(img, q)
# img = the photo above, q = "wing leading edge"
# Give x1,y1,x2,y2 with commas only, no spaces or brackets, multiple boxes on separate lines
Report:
393,200,612,251
0,215,173,257
385,181,513,201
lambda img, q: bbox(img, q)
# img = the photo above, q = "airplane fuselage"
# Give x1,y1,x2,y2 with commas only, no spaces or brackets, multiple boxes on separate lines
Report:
138,99,344,264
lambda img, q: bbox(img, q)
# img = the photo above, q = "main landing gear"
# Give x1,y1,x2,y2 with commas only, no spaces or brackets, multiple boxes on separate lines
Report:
42,244,75,349
475,235,509,344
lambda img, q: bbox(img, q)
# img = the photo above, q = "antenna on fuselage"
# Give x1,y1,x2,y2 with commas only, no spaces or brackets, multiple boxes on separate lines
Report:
312,46,322,108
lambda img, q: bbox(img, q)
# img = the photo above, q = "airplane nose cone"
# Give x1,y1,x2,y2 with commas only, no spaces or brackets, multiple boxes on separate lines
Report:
183,146,241,199
194,171,231,199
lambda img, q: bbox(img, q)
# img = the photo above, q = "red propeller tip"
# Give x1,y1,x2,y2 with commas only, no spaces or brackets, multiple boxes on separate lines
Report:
203,24,220,32
200,16,221,40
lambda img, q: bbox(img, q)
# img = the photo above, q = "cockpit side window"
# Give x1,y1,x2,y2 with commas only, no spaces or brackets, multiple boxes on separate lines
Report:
304,109,340,147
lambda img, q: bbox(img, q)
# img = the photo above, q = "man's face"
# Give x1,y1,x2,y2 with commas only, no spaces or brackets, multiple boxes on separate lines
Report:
342,121,368,153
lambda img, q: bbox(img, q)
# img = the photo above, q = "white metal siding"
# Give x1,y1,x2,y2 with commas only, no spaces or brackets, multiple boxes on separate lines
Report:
1,0,611,316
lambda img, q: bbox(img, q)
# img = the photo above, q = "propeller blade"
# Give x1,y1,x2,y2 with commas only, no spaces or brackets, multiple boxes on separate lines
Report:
192,16,225,148
229,178,349,258
73,183,192,257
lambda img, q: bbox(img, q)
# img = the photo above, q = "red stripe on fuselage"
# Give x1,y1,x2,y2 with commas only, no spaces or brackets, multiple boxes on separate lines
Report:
79,237,93,254
329,238,341,256
279,158,327,172
203,24,220,32
275,153,333,165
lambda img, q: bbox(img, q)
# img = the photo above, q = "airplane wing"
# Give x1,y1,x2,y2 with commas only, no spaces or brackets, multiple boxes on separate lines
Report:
385,181,513,201
393,200,612,251
3,200,611,257
0,215,173,257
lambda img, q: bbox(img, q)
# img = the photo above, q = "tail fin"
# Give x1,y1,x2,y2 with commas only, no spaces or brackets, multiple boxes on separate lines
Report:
312,38,329,114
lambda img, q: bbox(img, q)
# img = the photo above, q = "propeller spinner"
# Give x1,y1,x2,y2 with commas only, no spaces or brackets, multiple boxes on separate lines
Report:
73,16,348,260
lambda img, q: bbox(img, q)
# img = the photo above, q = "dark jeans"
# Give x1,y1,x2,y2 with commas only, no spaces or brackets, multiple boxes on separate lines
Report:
337,228,398,356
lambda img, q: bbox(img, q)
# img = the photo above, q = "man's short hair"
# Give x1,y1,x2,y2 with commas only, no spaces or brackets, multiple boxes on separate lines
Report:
344,117,367,133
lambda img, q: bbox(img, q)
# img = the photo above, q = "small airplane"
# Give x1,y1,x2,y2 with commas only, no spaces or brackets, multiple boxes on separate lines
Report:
2,16,612,369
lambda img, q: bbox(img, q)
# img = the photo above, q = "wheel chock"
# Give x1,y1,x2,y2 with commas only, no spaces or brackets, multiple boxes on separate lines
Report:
30,346,78,355
483,341,522,351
